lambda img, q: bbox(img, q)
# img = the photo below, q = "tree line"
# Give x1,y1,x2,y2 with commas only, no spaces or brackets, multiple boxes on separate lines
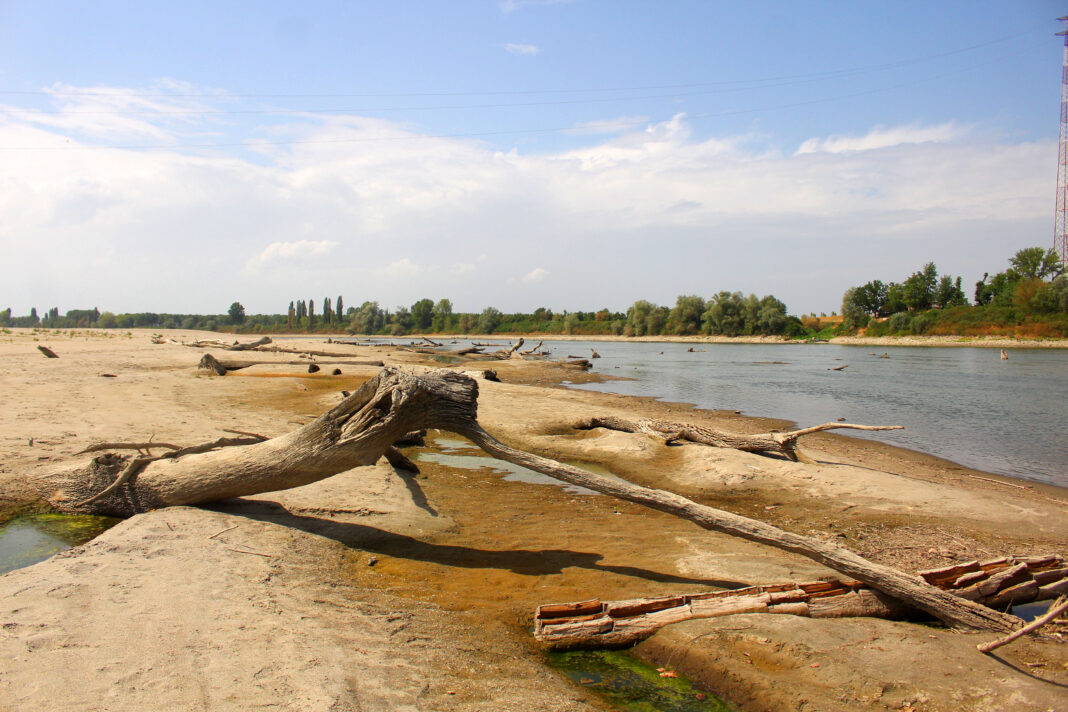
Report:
0,291,800,338
840,247,1067,338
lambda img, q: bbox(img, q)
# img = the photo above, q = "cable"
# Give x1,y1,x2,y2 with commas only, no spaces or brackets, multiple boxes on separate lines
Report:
0,21,1044,105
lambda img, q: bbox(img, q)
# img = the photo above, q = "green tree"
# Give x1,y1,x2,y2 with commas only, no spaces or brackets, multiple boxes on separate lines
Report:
432,299,453,331
390,306,412,336
902,263,938,311
323,297,333,324
336,295,344,320
410,298,434,332
1010,247,1064,281
841,287,869,330
667,295,705,335
702,292,744,336
308,299,315,328
352,301,384,334
227,302,246,325
626,300,656,336
477,307,502,334
935,276,967,308
756,295,788,334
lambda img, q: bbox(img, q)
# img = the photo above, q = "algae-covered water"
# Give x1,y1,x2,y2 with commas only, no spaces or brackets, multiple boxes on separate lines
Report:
548,649,733,712
0,513,119,574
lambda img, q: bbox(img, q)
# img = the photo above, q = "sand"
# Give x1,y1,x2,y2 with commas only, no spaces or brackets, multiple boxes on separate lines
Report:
0,328,1065,711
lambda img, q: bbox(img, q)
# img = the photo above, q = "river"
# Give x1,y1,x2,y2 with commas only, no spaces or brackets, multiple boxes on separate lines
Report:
521,340,1066,487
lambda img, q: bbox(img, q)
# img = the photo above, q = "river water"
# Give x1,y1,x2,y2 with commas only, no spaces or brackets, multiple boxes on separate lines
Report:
524,340,1066,487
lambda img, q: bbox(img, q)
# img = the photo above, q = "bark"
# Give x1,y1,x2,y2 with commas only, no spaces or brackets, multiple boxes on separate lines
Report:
39,367,1019,633
197,353,384,375
574,416,903,464
536,555,1066,649
535,580,906,649
185,337,272,351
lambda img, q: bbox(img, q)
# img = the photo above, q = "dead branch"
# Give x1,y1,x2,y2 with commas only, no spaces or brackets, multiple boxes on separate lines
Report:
574,416,903,464
978,596,1068,653
37,345,59,358
39,367,1017,633
185,337,272,351
521,341,544,355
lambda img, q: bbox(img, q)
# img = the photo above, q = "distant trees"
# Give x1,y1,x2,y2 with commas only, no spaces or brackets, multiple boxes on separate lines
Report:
975,247,1065,310
228,302,245,325
841,246,1068,337
477,307,502,334
432,299,453,332
410,298,434,332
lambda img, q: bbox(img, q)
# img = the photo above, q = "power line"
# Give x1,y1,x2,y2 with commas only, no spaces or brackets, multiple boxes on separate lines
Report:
0,56,1015,153
0,22,1043,106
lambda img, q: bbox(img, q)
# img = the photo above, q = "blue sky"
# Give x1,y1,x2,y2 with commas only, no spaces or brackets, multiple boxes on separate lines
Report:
1,1,1065,316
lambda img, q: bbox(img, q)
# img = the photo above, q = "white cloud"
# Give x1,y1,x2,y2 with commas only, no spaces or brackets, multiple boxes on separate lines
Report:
795,123,967,155
248,239,338,270
504,43,540,56
500,0,576,12
567,115,649,135
522,267,548,283
0,87,1051,316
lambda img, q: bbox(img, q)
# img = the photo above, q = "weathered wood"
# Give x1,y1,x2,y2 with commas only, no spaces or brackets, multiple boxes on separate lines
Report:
574,416,903,464
185,337,272,351
536,555,1068,649
521,341,544,355
39,367,1019,633
37,345,59,358
535,580,905,649
978,596,1068,653
197,353,384,375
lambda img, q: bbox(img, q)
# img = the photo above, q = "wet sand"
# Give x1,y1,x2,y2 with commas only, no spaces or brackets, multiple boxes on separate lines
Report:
0,328,1065,711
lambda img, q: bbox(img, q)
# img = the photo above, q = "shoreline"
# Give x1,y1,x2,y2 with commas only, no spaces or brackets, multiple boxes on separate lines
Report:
8,325,1068,348
0,329,1065,710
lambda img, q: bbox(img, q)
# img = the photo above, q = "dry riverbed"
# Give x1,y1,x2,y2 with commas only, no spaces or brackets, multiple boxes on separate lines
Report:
0,328,1065,711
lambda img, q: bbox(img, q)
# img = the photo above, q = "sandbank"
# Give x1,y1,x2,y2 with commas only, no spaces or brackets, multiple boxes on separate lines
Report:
0,328,1064,711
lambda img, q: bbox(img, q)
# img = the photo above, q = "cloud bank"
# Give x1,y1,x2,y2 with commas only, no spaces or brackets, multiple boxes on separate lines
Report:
0,86,1053,316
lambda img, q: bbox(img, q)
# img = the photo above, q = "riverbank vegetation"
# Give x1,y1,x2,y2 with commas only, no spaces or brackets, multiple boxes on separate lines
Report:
840,247,1068,338
6,246,1065,339
0,292,805,338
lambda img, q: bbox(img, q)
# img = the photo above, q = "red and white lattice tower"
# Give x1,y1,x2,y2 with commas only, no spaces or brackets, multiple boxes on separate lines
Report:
1055,17,1068,265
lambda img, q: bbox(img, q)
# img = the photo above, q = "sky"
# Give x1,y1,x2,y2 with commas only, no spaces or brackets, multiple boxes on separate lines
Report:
1,1,1065,317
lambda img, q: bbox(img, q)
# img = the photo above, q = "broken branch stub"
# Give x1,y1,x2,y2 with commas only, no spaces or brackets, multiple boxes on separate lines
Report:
39,367,1017,633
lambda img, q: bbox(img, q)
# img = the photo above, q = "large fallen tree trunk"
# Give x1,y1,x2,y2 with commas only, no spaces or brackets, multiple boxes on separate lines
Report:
37,367,1019,633
574,416,903,463
535,555,1067,649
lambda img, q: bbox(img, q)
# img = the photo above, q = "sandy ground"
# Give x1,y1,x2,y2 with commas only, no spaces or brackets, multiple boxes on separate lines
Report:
0,328,1065,711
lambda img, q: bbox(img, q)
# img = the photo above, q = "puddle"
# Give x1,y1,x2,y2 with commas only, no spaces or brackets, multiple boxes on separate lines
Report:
548,649,733,711
0,514,119,575
414,436,619,495
1011,600,1055,622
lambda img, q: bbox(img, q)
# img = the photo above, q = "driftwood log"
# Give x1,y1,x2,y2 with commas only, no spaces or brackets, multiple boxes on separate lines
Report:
197,353,384,376
185,337,273,351
38,367,1019,633
535,555,1068,649
574,416,903,464
37,345,59,358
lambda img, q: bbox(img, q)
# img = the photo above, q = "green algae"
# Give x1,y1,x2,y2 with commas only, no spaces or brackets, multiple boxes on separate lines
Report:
547,649,733,712
0,513,119,574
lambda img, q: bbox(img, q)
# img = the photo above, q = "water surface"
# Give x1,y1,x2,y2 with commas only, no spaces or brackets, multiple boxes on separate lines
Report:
527,340,1066,486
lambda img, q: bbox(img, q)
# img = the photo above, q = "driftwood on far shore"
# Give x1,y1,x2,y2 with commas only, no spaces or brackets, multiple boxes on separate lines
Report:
38,367,1022,634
